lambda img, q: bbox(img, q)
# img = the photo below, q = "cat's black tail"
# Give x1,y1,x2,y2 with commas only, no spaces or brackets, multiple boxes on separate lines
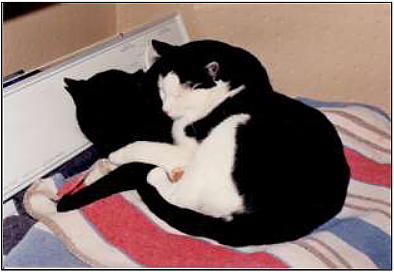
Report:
57,163,155,212
57,163,317,246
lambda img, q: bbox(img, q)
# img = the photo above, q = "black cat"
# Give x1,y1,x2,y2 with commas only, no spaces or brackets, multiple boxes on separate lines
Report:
58,68,173,211
63,69,173,157
58,40,350,247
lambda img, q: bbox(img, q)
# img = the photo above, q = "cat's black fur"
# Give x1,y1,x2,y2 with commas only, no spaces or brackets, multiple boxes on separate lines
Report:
58,68,173,211
63,69,173,157
58,40,350,246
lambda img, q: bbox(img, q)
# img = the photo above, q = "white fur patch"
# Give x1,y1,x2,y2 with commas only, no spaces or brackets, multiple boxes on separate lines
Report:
109,71,249,219
109,140,196,173
148,113,250,219
158,72,244,123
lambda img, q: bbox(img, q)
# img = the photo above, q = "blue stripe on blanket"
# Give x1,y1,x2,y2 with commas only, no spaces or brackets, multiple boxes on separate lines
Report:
316,217,391,269
45,145,100,179
297,97,391,121
52,173,66,190
5,227,90,268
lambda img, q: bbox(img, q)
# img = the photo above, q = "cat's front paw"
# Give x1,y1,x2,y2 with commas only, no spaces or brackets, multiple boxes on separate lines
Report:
108,149,126,166
109,143,139,165
109,141,149,165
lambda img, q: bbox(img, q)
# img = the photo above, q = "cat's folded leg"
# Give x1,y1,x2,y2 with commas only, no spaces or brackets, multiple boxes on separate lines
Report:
146,167,177,200
109,141,194,174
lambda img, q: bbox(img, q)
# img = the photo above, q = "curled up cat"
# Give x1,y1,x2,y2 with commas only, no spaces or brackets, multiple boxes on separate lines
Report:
57,39,350,246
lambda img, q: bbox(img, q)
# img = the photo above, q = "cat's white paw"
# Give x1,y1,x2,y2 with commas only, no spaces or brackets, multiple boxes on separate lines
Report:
85,159,118,185
109,141,149,165
109,148,130,165
223,113,251,127
235,113,251,125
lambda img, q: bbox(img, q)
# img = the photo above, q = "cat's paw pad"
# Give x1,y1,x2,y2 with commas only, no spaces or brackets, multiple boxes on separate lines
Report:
166,167,184,183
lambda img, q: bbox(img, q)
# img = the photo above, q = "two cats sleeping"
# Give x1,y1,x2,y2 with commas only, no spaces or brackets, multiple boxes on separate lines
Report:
58,40,350,246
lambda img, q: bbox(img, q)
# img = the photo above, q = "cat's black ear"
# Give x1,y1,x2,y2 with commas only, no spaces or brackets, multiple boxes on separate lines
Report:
206,61,220,79
64,78,83,89
151,40,177,56
64,78,85,98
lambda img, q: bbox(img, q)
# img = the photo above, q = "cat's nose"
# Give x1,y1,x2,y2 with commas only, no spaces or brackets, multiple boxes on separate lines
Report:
162,105,170,115
162,107,169,116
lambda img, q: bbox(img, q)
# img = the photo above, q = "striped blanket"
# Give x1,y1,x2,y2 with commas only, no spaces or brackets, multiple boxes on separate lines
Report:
19,99,391,268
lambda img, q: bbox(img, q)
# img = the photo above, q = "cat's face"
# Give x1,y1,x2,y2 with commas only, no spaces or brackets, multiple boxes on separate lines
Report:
151,40,242,122
157,65,230,121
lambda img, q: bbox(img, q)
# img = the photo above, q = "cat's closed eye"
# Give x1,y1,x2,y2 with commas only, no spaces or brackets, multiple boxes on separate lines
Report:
159,88,165,100
184,81,202,90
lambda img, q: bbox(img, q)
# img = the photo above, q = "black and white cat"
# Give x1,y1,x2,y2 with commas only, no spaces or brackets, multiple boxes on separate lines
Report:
58,40,350,246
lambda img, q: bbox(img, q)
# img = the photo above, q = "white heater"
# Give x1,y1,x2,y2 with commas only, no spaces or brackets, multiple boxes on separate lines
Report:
3,14,189,200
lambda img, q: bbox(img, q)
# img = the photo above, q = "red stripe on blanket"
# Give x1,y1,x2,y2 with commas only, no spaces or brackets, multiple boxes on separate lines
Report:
344,147,391,188
60,146,389,267
57,171,89,198
82,195,287,268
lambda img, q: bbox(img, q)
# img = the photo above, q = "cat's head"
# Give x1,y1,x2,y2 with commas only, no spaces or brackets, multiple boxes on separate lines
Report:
149,40,272,121
64,69,145,106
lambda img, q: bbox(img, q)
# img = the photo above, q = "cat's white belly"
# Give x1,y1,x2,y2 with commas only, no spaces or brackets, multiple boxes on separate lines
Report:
148,113,250,219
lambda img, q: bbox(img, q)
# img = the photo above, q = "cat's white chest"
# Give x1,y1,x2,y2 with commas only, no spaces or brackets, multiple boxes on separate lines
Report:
148,113,250,219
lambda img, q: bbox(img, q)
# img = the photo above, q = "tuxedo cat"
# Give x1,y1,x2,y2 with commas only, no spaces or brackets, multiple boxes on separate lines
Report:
58,40,350,246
